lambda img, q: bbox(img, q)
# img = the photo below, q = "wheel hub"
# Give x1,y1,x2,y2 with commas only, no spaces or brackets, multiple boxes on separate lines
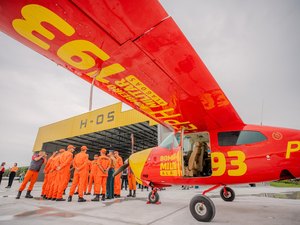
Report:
224,192,232,198
195,202,207,216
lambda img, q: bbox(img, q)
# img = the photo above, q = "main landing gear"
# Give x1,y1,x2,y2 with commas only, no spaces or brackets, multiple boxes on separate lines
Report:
189,184,235,222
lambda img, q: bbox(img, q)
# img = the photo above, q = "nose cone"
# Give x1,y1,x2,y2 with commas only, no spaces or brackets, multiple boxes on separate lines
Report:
129,148,152,181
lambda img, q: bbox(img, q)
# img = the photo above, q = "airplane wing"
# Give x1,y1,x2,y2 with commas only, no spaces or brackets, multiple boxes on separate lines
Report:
0,0,244,132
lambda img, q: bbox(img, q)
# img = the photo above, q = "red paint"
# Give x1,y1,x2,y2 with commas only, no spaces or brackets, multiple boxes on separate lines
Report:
0,0,299,188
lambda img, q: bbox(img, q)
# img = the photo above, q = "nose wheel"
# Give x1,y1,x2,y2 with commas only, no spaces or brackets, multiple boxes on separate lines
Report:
220,186,235,202
189,194,216,222
147,187,161,204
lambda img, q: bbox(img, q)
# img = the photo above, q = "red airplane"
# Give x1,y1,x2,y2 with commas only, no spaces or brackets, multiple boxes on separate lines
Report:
1,0,299,222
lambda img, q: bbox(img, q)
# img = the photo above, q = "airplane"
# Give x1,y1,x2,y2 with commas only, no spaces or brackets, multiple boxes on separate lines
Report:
0,0,299,222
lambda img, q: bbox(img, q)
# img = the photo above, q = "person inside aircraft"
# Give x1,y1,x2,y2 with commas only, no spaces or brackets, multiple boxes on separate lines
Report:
186,141,204,177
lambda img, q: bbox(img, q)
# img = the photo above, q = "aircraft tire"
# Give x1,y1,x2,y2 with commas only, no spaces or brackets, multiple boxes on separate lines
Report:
189,194,216,222
220,187,235,202
148,192,159,204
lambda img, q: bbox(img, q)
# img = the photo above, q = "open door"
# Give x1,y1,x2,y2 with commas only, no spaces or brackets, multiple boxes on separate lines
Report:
182,132,212,177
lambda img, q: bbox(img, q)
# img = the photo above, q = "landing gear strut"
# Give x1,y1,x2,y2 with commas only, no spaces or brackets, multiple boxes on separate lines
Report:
147,187,160,204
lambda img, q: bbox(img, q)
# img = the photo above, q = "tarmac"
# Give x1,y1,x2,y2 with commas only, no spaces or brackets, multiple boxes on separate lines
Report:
0,181,300,225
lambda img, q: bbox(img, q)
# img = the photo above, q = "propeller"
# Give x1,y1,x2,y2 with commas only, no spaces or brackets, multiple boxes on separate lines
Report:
113,159,129,177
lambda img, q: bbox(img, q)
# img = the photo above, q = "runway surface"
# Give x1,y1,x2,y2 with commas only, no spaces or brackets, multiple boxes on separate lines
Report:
0,182,299,225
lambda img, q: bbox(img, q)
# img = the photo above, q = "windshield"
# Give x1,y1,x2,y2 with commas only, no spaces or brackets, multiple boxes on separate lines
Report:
159,132,180,150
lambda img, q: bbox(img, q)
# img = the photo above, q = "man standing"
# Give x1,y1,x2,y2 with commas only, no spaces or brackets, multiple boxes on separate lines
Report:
55,145,75,201
41,151,58,198
86,154,98,195
68,146,89,202
47,149,63,200
121,168,128,191
127,166,136,197
92,148,110,201
5,163,18,188
106,151,116,199
113,151,123,198
0,162,6,185
16,151,47,199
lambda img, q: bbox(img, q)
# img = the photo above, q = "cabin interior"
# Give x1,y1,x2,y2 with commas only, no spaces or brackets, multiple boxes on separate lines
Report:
183,132,212,177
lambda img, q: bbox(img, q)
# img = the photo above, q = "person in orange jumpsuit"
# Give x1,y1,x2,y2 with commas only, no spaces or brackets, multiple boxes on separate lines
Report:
127,166,136,197
44,152,60,199
84,159,92,194
41,151,58,198
16,151,47,199
86,154,98,195
47,149,63,200
55,145,75,201
113,151,123,198
92,148,110,201
68,146,89,202
5,163,19,188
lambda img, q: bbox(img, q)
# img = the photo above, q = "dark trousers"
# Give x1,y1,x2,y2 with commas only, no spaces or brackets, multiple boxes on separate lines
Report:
0,172,3,185
8,172,16,187
121,176,128,190
106,168,114,198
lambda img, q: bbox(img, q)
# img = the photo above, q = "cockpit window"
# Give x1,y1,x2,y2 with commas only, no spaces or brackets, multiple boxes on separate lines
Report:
159,133,180,150
218,131,267,146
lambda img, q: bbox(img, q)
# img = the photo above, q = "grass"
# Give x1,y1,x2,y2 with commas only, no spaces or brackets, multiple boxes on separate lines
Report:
270,180,300,188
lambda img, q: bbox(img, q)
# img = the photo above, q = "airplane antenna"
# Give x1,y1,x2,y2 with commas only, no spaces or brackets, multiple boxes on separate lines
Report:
260,99,264,126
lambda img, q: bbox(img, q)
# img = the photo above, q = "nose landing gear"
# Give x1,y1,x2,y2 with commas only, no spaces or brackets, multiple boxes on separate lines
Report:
147,187,161,204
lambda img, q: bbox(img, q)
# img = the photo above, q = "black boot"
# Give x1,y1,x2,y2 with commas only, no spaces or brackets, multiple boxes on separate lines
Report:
56,198,66,201
91,194,100,201
16,191,22,199
78,197,86,202
127,190,132,197
67,196,72,202
25,190,33,198
132,190,136,197
101,194,106,201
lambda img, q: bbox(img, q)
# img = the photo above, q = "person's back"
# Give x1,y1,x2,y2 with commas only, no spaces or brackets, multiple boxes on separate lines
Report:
68,146,89,202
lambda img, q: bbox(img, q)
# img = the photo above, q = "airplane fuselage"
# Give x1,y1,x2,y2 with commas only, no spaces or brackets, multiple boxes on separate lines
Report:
130,124,300,187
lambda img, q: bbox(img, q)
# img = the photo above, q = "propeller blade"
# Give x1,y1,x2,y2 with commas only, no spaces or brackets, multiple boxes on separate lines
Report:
113,159,129,177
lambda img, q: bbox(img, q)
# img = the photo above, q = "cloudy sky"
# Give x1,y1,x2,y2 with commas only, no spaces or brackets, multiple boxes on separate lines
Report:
0,0,299,167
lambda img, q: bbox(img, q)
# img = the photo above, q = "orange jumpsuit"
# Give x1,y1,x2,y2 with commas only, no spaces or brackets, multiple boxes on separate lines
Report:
47,155,60,198
84,160,92,193
128,167,136,191
94,155,110,195
41,157,53,196
44,157,57,197
114,155,123,195
87,159,98,193
56,151,73,199
69,152,89,198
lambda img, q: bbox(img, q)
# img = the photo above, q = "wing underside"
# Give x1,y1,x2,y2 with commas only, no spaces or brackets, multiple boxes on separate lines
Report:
0,0,244,132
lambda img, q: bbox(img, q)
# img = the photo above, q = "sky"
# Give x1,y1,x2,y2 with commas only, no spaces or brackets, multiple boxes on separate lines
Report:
0,0,299,167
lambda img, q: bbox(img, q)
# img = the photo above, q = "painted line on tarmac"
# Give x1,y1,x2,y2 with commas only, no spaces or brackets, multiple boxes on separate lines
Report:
146,205,188,225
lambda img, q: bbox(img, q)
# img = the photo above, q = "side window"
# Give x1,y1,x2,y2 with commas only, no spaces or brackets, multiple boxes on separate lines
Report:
159,133,180,150
218,131,267,146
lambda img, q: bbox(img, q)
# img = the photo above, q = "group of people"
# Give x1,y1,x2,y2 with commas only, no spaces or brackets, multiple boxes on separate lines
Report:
16,145,137,202
0,162,19,188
